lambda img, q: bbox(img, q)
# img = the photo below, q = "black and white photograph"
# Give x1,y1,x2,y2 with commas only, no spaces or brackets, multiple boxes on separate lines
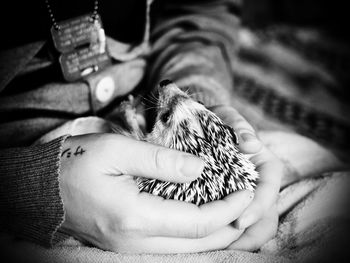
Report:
0,0,349,262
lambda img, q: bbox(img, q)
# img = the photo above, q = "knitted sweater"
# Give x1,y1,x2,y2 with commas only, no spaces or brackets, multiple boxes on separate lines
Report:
0,0,241,247
0,136,69,246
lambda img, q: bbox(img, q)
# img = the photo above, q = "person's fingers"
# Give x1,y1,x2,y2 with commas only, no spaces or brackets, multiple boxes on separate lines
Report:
116,225,244,254
227,108,262,153
111,135,205,183
136,189,254,238
228,209,278,251
236,148,283,229
210,106,262,154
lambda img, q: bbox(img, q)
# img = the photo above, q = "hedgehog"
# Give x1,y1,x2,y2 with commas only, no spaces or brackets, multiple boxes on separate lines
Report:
114,80,259,206
33,77,258,203
137,80,259,205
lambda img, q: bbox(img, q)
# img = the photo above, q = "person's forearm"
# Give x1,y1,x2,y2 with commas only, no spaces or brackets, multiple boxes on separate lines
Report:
148,0,241,107
0,135,69,246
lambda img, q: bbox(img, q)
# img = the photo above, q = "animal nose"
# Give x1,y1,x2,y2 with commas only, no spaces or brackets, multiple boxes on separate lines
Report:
158,79,181,93
158,79,180,98
158,79,188,103
159,79,174,87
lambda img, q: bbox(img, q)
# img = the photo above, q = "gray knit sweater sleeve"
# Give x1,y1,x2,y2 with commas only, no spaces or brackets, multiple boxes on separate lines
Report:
0,135,69,247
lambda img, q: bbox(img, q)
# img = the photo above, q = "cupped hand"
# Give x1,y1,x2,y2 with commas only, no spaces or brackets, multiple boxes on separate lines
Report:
211,105,283,251
59,133,254,253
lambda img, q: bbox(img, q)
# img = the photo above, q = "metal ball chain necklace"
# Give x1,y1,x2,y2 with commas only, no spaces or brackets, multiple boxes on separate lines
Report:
45,0,100,30
44,0,111,82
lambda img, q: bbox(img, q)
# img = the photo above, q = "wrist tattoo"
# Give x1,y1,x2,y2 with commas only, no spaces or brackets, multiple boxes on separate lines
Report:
61,145,86,158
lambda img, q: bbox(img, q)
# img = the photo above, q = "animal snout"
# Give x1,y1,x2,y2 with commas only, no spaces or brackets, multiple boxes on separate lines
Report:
158,79,188,103
159,79,174,88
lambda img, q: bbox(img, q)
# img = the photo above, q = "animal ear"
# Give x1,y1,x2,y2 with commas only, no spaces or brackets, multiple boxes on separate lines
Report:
224,125,239,145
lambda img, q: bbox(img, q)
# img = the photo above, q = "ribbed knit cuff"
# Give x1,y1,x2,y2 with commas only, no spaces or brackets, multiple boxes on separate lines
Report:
0,135,70,247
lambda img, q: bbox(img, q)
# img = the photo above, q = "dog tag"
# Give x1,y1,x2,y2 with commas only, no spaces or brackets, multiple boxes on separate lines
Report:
51,13,105,53
51,13,112,82
59,43,111,82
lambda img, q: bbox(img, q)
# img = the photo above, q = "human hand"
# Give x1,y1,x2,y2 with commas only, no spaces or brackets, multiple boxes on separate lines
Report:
59,133,254,253
210,105,283,251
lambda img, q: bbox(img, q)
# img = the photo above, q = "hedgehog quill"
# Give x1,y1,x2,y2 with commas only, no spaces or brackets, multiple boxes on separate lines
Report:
114,80,258,206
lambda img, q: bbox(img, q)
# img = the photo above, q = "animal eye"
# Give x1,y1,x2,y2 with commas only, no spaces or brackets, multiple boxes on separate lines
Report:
197,101,204,105
160,110,171,123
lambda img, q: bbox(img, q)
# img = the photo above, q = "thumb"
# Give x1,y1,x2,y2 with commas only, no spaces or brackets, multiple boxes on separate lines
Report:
115,136,205,183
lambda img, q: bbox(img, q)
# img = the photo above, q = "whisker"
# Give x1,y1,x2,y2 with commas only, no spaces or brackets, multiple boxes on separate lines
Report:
149,94,159,104
143,105,158,111
142,96,158,105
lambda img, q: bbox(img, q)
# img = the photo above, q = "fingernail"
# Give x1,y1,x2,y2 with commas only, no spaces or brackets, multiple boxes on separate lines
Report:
243,190,255,204
178,155,205,177
240,132,257,142
235,191,254,229
236,213,254,230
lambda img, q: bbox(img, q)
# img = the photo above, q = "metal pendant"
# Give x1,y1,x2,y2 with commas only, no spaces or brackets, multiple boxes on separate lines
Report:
51,13,112,82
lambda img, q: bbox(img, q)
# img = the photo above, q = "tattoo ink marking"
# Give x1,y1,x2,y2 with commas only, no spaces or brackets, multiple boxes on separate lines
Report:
61,146,86,158
61,148,71,158
74,146,86,156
